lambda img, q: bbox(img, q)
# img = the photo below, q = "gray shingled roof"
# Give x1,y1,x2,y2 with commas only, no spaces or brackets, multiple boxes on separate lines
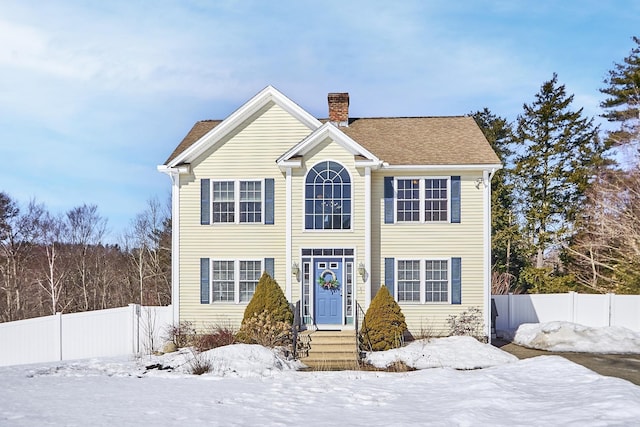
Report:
164,116,500,166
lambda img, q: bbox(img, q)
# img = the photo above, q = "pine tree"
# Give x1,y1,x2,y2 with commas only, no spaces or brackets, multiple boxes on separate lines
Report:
513,74,607,270
472,109,527,291
600,36,640,154
360,286,407,351
241,272,293,324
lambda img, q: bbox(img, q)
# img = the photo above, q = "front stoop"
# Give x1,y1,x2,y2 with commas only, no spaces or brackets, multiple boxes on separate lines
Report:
299,330,360,370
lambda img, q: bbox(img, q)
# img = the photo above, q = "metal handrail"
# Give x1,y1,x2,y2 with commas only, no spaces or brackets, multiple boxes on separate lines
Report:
355,302,372,354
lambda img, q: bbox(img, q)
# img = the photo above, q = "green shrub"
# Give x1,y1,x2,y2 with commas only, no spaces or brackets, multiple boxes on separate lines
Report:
360,285,407,351
237,272,293,346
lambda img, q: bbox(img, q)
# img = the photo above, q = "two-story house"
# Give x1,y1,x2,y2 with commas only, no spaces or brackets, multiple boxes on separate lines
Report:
158,86,501,340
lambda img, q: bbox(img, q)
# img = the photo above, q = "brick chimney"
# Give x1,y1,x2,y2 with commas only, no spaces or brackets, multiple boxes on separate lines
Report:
328,92,349,127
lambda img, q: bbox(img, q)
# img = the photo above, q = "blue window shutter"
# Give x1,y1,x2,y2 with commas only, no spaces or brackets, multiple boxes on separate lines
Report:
201,179,210,225
265,178,274,225
451,257,461,304
384,177,394,224
451,176,461,223
385,257,395,298
200,258,210,304
265,258,274,278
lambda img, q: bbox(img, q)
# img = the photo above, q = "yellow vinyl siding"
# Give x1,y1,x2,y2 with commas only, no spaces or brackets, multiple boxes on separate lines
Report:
178,102,312,329
372,171,487,336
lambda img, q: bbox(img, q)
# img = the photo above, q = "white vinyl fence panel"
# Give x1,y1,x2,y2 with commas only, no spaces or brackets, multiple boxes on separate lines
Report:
0,305,173,367
492,292,640,332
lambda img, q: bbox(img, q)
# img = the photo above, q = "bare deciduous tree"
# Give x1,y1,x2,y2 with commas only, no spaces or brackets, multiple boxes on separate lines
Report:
566,168,640,294
65,204,107,311
0,196,45,321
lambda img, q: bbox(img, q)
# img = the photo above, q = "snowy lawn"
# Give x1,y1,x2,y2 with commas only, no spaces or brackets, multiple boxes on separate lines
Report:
1,336,640,426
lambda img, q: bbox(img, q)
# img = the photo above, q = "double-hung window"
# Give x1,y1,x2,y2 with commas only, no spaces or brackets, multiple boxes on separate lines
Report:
395,178,449,223
210,259,262,303
212,180,262,224
396,259,450,303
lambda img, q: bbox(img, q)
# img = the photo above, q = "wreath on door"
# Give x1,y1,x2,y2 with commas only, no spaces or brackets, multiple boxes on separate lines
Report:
317,269,340,291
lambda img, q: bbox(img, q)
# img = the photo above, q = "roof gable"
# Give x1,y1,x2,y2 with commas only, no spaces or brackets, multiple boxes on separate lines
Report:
164,85,322,167
276,122,380,168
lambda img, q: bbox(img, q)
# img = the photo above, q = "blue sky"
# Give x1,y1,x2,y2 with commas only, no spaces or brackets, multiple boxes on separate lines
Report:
1,0,638,241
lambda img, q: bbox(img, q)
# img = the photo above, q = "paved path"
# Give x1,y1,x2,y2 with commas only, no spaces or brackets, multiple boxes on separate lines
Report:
494,340,640,386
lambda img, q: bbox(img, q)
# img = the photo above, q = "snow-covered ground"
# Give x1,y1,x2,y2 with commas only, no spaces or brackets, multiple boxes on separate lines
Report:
2,330,640,426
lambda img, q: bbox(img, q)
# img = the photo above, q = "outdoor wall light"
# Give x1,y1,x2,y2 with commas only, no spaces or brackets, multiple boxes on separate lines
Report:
291,262,300,276
358,262,366,280
474,177,485,189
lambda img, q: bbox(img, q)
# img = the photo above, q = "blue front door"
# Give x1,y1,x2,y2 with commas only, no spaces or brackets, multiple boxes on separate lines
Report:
314,258,343,325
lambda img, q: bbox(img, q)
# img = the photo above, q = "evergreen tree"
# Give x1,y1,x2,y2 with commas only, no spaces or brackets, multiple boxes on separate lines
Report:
513,74,607,270
600,36,640,154
472,109,527,290
241,272,293,324
360,285,406,351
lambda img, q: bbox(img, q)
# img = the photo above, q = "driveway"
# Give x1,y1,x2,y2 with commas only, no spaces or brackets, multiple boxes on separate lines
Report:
493,339,640,386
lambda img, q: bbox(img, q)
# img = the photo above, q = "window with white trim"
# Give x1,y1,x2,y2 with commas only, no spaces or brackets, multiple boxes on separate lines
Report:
397,260,420,302
305,161,351,230
396,259,450,303
395,178,449,223
212,260,234,302
211,260,262,303
425,260,449,302
239,260,261,302
212,180,262,224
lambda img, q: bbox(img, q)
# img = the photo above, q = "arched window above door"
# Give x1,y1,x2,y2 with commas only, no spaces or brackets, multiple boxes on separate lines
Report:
304,161,351,230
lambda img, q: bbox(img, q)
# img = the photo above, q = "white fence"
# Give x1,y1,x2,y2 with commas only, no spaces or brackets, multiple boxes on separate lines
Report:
493,292,640,332
0,305,173,367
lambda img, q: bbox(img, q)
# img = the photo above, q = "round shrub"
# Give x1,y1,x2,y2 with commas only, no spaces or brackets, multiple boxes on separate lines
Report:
360,285,407,351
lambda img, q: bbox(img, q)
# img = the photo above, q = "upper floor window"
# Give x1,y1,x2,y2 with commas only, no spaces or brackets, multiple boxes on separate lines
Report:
212,180,262,224
201,178,274,226
305,161,351,230
395,178,449,223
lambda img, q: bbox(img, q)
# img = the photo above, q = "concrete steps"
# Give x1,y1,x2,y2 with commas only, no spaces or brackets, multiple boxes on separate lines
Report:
299,329,360,370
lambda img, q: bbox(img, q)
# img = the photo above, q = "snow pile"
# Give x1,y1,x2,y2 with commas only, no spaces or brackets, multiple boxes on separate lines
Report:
365,336,518,369
513,321,640,353
174,343,305,377
27,344,303,380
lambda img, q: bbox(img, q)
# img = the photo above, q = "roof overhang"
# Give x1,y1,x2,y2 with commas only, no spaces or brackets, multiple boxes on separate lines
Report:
157,163,191,175
380,163,503,171
166,85,322,168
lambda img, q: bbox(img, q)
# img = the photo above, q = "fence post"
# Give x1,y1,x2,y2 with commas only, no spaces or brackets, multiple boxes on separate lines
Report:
569,291,577,323
54,312,63,361
507,293,513,329
607,293,614,327
129,304,140,356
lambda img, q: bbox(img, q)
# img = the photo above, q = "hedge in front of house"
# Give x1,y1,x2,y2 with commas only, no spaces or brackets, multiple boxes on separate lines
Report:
360,285,407,351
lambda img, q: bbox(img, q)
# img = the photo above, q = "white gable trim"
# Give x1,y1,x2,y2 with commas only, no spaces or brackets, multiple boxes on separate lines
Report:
276,122,380,167
167,85,322,167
